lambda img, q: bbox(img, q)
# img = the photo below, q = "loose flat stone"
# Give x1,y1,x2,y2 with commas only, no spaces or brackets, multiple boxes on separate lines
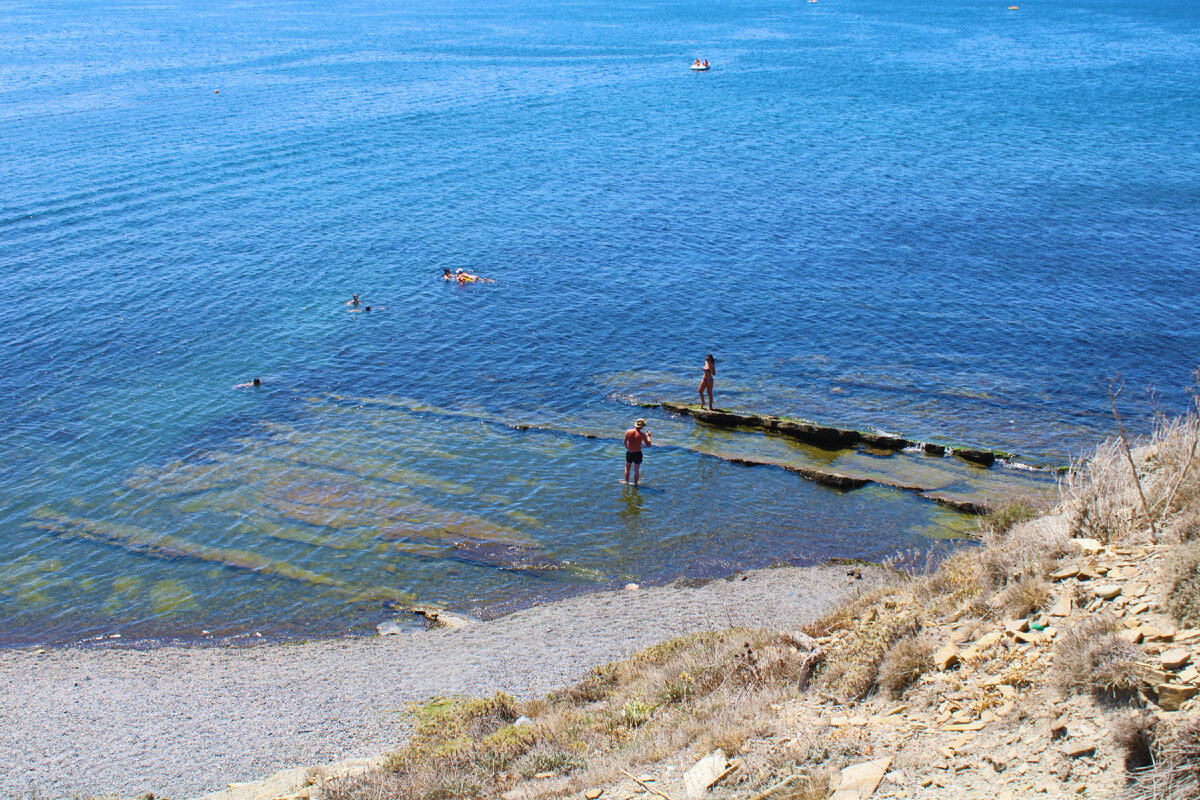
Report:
683,749,727,799
1050,565,1079,580
1049,593,1072,617
1156,684,1199,711
1142,626,1176,642
943,720,987,732
977,631,1003,648
1070,538,1103,555
1094,584,1122,600
585,789,604,799
1138,665,1171,686
934,644,960,671
831,758,892,800
1064,742,1096,758
1161,649,1192,671
1005,619,1030,634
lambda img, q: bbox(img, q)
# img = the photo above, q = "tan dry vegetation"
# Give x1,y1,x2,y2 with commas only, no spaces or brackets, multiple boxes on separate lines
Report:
309,409,1200,800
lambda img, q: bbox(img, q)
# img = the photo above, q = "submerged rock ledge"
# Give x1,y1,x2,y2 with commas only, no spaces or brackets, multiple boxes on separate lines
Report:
655,402,1012,468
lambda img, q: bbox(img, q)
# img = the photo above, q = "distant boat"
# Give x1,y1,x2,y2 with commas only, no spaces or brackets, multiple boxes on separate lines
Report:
691,62,710,71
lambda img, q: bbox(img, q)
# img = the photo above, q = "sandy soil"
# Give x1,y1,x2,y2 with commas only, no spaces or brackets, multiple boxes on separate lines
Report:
0,564,875,799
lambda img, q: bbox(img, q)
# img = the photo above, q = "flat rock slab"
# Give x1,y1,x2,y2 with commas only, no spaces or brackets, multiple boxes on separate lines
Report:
831,757,892,800
683,748,727,799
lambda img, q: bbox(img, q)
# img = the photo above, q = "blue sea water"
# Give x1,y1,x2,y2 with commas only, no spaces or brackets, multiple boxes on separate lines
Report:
1,0,1197,646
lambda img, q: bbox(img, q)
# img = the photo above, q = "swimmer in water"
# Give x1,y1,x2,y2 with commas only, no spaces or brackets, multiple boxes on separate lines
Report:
455,268,494,285
443,268,454,281
698,353,716,410
347,294,360,306
234,377,262,389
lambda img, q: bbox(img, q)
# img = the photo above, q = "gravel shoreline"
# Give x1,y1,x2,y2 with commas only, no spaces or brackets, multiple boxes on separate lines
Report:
0,565,876,799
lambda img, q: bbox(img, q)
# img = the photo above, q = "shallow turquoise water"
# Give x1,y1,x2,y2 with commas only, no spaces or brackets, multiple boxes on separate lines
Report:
1,0,1197,645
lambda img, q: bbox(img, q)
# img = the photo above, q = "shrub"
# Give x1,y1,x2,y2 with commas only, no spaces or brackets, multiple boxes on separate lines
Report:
876,635,933,699
513,747,587,779
615,697,655,729
1125,715,1200,800
999,575,1051,619
1054,616,1143,700
981,498,1042,537
1111,711,1159,772
1167,542,1200,627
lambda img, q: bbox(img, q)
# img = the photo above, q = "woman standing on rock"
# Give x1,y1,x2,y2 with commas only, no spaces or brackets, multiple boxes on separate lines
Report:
698,353,716,410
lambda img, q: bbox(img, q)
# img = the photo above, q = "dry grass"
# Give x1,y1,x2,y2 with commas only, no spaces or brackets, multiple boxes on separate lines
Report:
1111,710,1158,772
325,630,826,800
980,497,1045,538
1062,416,1200,546
1053,615,1144,701
998,574,1052,619
876,634,933,699
817,600,920,701
1166,542,1200,628
1126,715,1200,800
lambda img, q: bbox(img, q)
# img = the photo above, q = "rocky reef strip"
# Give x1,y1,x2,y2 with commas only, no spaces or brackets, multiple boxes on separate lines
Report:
656,402,1015,468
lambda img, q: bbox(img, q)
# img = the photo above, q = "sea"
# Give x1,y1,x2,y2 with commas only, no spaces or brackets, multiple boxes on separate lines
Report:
1,0,1198,647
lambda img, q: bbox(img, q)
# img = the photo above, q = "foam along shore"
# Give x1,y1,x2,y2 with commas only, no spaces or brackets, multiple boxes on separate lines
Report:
0,563,877,799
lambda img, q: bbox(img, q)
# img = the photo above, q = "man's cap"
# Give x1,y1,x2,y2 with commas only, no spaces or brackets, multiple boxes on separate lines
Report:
635,418,646,428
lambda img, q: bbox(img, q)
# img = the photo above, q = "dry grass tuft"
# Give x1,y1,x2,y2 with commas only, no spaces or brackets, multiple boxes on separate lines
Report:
1111,711,1159,773
876,634,933,699
1166,542,1200,628
818,603,920,701
998,574,1052,619
1053,616,1144,700
1063,415,1200,546
512,747,587,779
977,513,1070,597
980,497,1044,538
1126,715,1200,800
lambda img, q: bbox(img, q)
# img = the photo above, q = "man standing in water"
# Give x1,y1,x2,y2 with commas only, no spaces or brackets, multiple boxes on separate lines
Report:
622,418,652,485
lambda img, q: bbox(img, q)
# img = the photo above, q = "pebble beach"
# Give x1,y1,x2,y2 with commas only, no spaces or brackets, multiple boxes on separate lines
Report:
0,564,874,799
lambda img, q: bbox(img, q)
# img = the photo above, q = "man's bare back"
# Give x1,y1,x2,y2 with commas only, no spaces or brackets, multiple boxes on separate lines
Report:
623,427,650,452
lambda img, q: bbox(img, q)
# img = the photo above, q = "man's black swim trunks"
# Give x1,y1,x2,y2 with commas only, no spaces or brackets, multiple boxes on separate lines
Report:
625,450,643,464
